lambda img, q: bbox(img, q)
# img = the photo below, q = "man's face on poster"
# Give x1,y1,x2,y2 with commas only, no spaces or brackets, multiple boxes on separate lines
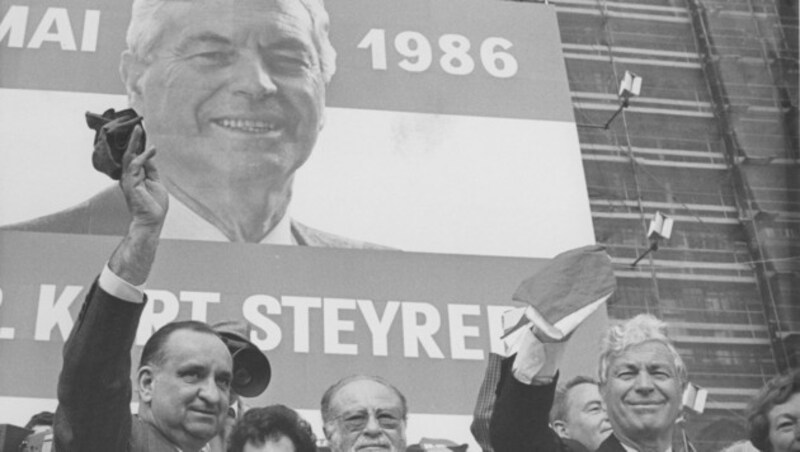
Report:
123,0,326,189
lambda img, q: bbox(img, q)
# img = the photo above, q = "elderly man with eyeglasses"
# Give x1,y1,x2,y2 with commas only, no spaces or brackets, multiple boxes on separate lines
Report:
320,375,408,452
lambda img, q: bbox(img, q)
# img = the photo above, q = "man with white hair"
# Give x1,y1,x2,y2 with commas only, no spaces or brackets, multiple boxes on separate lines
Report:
595,314,687,452
7,0,383,249
491,314,688,452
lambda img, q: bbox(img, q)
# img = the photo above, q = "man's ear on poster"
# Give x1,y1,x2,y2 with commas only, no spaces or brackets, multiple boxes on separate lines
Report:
120,50,148,109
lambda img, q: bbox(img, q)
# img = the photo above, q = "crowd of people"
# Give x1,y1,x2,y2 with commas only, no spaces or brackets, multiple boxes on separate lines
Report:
11,116,790,452
3,0,797,450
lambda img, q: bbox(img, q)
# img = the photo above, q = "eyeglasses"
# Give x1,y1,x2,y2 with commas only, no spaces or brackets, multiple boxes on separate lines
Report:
336,410,404,433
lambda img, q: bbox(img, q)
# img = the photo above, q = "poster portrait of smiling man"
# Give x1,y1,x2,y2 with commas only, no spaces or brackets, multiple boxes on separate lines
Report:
2,0,384,248
0,0,593,259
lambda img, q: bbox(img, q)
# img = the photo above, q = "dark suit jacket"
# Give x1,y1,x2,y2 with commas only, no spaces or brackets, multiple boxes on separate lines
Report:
489,356,590,452
4,186,388,249
596,435,626,452
472,352,503,452
55,281,181,452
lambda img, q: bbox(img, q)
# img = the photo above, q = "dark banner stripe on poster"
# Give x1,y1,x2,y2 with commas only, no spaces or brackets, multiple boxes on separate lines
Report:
0,231,606,414
0,0,572,121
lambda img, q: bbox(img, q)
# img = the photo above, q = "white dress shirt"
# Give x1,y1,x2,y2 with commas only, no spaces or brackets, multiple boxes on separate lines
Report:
161,194,296,245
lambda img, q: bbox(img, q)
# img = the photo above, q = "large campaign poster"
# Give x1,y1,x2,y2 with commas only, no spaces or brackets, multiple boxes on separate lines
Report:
0,0,600,447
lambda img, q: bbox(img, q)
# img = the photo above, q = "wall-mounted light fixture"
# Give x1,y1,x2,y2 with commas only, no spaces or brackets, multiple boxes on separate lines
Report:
631,211,673,267
578,70,642,130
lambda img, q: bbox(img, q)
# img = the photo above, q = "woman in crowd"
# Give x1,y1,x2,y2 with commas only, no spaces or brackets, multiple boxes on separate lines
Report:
227,405,317,452
747,369,800,452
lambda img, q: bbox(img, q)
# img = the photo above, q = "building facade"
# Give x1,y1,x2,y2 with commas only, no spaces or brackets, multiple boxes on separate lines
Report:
548,0,797,450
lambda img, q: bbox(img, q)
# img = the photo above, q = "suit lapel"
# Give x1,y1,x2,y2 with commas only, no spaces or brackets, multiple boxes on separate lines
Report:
598,435,628,452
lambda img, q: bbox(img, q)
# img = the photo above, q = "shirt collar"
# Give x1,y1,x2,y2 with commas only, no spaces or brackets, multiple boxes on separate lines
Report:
161,194,296,245
618,438,672,452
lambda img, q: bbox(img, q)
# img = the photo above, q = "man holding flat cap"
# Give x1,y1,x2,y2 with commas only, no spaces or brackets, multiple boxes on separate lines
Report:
54,127,270,452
